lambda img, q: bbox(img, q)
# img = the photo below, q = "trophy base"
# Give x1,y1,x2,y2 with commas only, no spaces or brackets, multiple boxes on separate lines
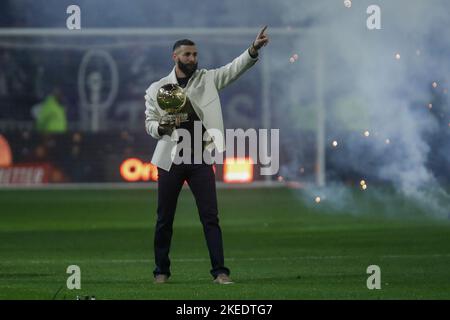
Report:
160,113,189,126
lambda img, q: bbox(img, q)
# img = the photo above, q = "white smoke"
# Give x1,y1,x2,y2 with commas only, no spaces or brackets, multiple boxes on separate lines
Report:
275,0,450,218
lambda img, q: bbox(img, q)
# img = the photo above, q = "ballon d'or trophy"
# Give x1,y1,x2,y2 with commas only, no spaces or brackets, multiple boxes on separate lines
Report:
157,83,189,127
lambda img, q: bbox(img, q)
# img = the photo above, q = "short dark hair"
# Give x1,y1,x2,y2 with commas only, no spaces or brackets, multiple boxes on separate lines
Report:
173,39,196,52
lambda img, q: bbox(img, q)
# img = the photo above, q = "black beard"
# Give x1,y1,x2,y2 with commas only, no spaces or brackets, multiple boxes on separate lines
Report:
177,60,197,78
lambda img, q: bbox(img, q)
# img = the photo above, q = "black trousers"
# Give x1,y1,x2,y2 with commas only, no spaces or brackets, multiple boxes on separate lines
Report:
153,162,230,279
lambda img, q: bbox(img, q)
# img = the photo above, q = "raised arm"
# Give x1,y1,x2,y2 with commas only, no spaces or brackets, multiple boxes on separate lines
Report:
213,26,270,91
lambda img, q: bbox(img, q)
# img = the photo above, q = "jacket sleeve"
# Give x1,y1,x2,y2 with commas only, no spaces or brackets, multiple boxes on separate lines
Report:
144,88,162,139
212,49,258,91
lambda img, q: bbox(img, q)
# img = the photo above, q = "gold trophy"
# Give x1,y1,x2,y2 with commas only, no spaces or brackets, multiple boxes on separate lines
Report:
156,83,189,127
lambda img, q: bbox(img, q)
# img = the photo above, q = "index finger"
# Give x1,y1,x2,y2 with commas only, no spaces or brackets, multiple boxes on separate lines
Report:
258,25,268,37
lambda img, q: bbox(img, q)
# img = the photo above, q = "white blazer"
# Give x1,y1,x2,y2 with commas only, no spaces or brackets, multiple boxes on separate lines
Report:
144,49,258,171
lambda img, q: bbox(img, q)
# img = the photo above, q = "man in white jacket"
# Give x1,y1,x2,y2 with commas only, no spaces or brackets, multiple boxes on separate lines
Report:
144,26,269,284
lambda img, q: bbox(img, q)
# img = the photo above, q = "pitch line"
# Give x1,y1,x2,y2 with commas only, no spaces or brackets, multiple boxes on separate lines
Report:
2,253,450,265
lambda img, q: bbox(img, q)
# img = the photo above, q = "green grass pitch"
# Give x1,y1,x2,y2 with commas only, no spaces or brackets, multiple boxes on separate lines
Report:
0,187,449,299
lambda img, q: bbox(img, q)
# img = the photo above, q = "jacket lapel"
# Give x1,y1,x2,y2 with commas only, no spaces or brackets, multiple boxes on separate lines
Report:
168,67,178,84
